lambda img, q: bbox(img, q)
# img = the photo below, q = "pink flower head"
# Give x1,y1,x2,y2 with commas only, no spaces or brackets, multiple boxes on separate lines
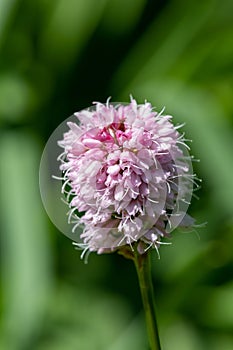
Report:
57,98,195,256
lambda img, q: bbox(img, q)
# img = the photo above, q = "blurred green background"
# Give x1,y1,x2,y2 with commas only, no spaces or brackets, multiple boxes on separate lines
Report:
0,0,233,349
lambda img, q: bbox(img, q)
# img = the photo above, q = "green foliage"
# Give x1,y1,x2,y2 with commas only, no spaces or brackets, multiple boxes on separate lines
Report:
0,0,233,349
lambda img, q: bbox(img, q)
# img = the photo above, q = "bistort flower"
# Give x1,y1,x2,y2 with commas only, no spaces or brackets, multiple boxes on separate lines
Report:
57,97,195,257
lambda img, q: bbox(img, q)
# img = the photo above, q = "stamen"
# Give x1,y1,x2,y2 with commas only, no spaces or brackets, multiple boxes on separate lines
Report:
67,206,79,223
174,123,186,130
166,181,171,194
156,106,166,119
176,140,190,150
72,220,81,233
147,197,159,204
61,178,70,193
52,175,65,180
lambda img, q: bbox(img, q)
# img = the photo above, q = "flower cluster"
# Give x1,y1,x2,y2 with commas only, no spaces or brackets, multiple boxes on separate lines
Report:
57,98,194,256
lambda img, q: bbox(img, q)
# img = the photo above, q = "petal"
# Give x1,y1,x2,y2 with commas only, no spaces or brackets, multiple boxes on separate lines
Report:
82,138,102,148
114,184,125,201
107,164,121,175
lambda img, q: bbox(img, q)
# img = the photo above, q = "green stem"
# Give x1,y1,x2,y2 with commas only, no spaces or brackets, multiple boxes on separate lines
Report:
134,250,162,350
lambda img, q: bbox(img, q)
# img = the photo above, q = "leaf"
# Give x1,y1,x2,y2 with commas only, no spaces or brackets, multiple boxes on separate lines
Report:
39,0,108,67
0,131,53,350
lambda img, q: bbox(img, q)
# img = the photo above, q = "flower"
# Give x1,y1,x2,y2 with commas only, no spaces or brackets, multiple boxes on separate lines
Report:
57,97,195,256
